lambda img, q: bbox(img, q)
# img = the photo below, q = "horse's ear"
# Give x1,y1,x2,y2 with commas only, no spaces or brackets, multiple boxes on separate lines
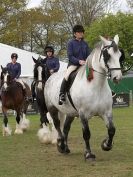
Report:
32,56,37,63
113,34,119,45
100,36,108,46
1,65,3,70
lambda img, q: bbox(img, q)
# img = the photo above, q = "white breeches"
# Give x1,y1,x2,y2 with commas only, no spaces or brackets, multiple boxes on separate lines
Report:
64,65,78,81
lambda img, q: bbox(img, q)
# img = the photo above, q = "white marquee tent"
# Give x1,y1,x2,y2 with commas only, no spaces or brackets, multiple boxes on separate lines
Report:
0,43,67,78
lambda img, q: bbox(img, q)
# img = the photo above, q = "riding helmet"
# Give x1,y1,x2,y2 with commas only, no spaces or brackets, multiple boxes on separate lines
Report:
11,53,18,59
73,25,85,33
44,46,54,54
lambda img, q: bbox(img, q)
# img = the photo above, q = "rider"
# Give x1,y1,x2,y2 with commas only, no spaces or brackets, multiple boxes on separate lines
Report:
41,46,60,75
31,46,60,101
59,25,91,105
6,53,28,100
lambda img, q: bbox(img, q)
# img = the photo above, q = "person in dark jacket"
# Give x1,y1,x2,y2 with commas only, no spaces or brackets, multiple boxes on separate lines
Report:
59,25,91,105
42,46,60,75
7,53,21,80
31,46,60,101
6,53,28,99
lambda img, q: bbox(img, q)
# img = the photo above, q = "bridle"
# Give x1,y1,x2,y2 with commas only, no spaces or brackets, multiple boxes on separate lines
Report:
1,72,12,86
92,41,122,77
34,80,45,85
33,63,47,87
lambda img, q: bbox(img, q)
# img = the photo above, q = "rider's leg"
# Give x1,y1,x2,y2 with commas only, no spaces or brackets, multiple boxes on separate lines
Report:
59,79,68,105
59,65,77,105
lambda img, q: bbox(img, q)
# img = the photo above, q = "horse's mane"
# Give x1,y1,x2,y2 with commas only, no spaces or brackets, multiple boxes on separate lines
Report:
73,40,118,79
77,42,102,78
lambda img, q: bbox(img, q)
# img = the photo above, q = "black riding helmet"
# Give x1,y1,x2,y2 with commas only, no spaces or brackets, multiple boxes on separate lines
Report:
73,25,85,33
44,46,54,55
11,53,18,59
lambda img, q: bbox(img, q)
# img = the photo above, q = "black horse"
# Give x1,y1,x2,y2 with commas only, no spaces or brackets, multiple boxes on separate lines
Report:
32,57,51,127
0,66,31,136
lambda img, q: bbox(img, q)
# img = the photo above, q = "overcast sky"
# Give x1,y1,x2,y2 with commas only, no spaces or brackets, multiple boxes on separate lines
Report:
27,0,129,12
27,0,42,8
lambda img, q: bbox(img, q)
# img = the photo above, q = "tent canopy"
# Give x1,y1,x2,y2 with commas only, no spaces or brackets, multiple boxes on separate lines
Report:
0,43,67,77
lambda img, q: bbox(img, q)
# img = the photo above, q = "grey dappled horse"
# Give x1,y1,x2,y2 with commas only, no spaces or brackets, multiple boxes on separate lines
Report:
44,35,122,161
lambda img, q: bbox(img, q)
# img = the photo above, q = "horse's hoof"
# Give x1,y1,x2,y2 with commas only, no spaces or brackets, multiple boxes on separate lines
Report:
57,139,66,153
3,127,12,136
64,145,70,154
101,139,112,151
84,152,96,162
37,128,51,144
3,132,12,136
14,129,23,134
51,139,57,145
57,144,66,153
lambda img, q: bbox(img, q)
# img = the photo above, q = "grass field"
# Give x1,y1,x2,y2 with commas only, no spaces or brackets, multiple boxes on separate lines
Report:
0,107,133,177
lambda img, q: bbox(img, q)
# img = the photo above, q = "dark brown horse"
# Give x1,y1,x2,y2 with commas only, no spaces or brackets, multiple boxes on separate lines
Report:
0,66,31,136
32,57,50,126
32,57,57,144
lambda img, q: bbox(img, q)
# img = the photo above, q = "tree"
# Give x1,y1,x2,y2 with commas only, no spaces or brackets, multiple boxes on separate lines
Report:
36,0,119,58
85,12,133,64
28,2,68,55
44,0,119,29
0,0,28,48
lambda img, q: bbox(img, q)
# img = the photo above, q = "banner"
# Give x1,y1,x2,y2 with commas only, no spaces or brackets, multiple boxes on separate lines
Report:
113,93,129,107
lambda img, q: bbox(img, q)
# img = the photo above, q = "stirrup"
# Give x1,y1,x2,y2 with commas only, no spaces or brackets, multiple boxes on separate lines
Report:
59,94,66,105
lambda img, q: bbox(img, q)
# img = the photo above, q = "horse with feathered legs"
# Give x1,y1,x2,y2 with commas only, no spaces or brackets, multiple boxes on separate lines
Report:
44,35,123,161
0,66,30,136
32,57,58,144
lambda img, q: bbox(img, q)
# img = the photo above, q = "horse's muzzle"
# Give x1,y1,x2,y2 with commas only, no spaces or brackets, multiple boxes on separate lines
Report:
113,77,119,84
2,85,8,92
111,70,122,84
112,75,122,83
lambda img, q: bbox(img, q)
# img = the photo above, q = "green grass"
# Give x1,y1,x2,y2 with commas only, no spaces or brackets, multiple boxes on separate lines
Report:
0,107,133,177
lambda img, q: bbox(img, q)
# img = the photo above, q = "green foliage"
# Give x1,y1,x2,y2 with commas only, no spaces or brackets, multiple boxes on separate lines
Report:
0,1,132,61
86,13,133,64
0,0,28,48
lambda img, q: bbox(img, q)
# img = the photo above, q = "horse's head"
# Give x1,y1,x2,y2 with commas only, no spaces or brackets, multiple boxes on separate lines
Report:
1,66,12,90
99,35,122,83
32,56,50,89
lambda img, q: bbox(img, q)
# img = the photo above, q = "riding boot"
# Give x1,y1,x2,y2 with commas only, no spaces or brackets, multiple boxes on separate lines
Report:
59,78,68,105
